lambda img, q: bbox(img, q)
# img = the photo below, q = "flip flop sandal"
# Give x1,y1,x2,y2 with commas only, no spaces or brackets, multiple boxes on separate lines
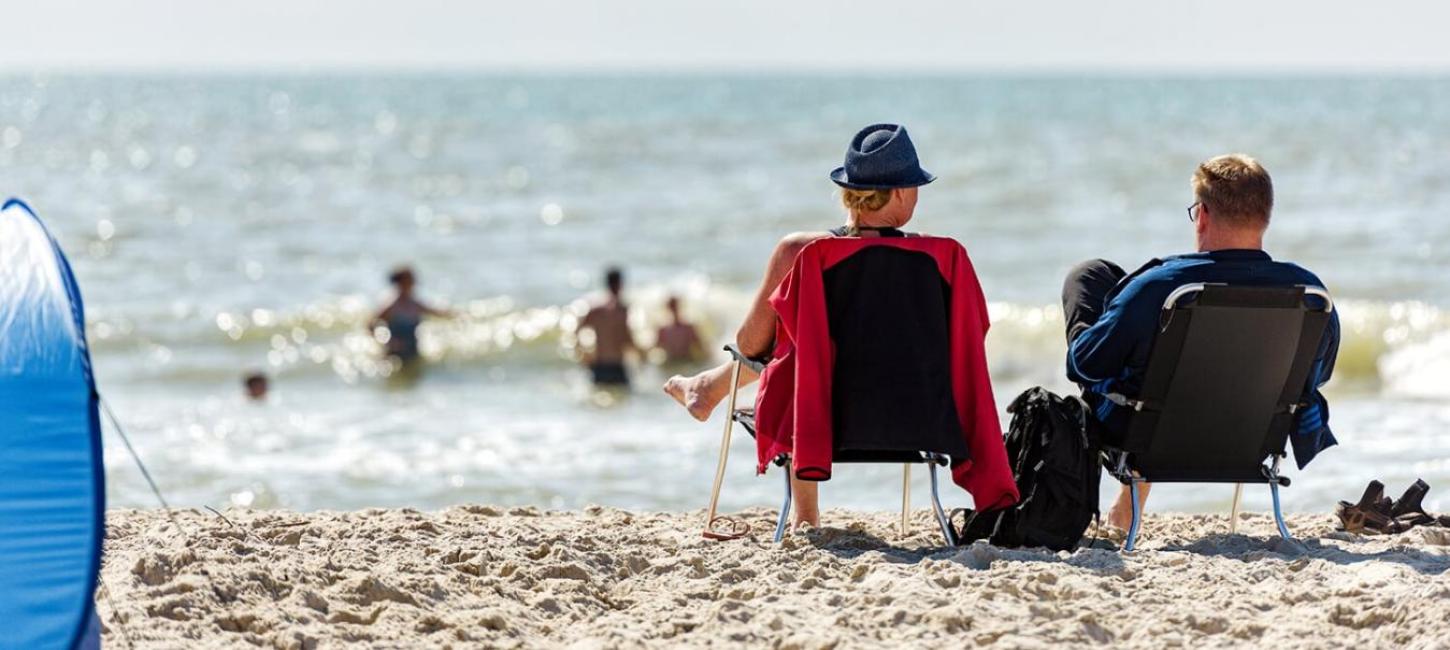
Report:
1336,480,1408,534
1389,479,1437,528
702,515,751,540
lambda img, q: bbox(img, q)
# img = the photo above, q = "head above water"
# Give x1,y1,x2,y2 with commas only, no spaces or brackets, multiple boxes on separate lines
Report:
389,266,416,294
604,267,623,296
243,372,268,401
1190,154,1273,252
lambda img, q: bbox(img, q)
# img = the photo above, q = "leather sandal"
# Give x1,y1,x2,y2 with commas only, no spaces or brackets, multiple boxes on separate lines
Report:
1336,481,1409,534
1390,479,1450,529
1390,479,1436,528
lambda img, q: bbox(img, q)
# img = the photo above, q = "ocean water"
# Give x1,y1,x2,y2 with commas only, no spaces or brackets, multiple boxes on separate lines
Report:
2,74,1449,517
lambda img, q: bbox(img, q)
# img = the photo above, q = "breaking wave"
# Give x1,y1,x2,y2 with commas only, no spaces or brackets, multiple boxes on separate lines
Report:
84,288,1449,396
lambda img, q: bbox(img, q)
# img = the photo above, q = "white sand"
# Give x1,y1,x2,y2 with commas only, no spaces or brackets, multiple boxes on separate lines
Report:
98,507,1450,649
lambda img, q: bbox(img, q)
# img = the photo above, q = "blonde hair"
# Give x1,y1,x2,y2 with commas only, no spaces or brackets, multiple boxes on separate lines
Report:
840,188,893,214
1193,154,1273,227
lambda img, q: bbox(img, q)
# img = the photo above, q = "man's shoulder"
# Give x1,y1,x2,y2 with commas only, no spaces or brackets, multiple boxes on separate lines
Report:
584,299,624,315
1119,253,1331,298
1271,259,1328,287
1111,257,1195,299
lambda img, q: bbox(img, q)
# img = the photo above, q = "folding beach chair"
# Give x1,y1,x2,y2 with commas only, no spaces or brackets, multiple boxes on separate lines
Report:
701,346,959,544
701,241,991,545
1100,282,1334,551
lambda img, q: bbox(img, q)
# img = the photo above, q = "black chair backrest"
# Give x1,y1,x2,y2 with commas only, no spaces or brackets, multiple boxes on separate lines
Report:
821,245,970,462
1121,283,1332,482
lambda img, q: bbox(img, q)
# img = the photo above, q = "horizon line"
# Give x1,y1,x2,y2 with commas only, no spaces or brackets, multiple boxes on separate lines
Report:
4,63,1450,78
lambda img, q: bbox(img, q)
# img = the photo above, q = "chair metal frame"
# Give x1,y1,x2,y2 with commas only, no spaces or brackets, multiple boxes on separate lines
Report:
702,345,958,545
1100,283,1333,552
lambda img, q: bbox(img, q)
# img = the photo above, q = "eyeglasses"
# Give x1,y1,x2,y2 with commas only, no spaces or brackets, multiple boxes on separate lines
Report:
1186,202,1200,223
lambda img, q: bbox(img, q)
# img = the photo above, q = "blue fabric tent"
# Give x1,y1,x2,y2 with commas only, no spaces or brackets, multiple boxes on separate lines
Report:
0,198,106,650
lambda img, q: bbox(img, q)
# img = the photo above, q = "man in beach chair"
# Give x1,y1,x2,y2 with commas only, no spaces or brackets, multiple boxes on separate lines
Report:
677,124,1019,543
1061,154,1341,545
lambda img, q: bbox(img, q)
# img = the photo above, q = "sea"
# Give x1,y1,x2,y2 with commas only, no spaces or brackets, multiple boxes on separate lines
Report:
2,74,1448,517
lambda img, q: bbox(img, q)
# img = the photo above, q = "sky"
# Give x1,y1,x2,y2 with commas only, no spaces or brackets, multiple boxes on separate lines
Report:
1,0,1448,73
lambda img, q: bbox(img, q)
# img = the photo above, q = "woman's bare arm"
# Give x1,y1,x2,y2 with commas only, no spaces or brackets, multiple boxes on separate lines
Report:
370,303,394,331
735,231,829,357
422,302,453,318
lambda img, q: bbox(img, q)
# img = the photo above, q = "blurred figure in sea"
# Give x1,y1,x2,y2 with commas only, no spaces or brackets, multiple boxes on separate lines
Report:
243,371,269,402
578,266,638,387
655,296,703,365
370,266,450,365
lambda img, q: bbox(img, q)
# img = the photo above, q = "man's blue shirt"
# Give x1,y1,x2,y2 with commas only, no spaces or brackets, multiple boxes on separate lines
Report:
1067,249,1340,468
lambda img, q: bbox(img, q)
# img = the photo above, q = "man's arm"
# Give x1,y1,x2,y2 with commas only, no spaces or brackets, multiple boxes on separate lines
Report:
1315,311,1340,387
623,311,640,355
1287,304,1341,468
1065,280,1153,385
1300,310,1340,418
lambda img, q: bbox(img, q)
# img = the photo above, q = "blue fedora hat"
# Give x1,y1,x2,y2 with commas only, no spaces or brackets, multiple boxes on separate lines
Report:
829,123,935,190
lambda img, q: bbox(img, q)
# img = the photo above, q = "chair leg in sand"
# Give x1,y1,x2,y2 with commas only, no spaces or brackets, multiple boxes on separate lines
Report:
702,359,748,540
926,457,956,545
1112,453,1292,552
900,465,911,538
773,466,793,542
1229,483,1243,534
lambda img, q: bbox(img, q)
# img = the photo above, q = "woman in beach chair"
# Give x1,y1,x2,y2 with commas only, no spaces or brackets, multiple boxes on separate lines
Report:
665,123,1017,531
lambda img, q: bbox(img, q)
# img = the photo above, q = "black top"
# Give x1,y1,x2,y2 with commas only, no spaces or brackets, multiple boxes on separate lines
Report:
822,245,969,459
829,225,906,238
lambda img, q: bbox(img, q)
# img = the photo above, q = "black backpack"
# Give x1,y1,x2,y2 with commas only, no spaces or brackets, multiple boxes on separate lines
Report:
955,387,1101,551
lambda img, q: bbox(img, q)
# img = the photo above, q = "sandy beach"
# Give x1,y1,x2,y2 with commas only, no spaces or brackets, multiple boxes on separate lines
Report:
97,507,1450,649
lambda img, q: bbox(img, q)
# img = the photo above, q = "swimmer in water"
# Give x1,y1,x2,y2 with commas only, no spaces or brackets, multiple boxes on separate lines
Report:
578,267,638,386
655,296,703,364
370,266,450,363
243,371,269,401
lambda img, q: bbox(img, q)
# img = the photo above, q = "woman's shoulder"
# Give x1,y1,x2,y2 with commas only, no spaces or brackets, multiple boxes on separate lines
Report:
775,230,832,253
780,230,833,245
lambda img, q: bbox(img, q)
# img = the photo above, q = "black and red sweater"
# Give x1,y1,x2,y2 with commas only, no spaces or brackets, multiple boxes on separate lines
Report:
753,235,1019,512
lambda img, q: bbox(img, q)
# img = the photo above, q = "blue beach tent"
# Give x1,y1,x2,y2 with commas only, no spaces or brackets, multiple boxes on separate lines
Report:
0,199,105,649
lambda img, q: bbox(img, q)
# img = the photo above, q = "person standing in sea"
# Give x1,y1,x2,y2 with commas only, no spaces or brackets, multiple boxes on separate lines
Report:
655,295,704,365
370,266,450,365
577,267,638,387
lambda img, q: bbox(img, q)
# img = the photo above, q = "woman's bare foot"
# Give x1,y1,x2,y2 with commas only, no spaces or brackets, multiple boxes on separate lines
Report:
792,510,821,531
791,479,820,530
663,369,728,422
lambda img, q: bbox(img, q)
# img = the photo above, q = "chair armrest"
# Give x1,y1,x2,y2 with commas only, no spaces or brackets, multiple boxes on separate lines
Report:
723,344,768,374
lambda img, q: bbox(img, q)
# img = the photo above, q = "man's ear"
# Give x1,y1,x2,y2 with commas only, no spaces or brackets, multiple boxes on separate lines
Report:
1196,203,1210,235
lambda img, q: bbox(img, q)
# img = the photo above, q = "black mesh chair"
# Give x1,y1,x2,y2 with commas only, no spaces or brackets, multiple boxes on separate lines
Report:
1101,282,1334,551
700,245,970,545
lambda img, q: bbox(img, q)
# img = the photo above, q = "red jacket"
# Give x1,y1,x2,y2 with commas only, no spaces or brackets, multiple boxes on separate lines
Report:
753,236,1019,512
